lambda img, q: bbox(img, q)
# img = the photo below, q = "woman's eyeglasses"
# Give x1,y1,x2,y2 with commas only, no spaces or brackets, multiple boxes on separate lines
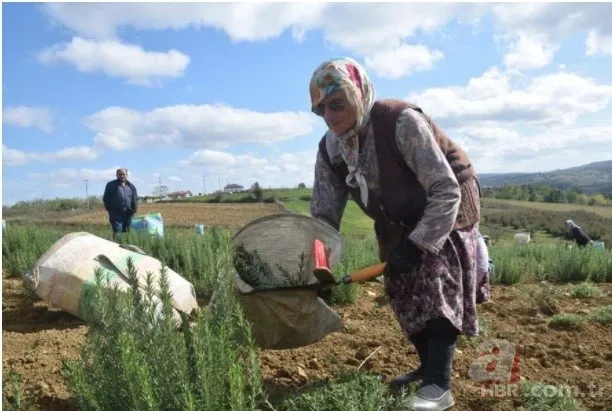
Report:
313,98,346,116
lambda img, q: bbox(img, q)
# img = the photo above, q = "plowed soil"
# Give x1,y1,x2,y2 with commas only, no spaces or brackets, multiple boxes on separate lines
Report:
57,203,287,228
3,273,611,410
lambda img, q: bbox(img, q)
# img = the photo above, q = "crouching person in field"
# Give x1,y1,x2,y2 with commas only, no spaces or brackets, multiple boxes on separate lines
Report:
475,234,492,304
308,57,481,410
565,219,593,248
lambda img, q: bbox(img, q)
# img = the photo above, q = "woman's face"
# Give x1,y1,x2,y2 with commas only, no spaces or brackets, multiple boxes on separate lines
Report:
315,90,357,135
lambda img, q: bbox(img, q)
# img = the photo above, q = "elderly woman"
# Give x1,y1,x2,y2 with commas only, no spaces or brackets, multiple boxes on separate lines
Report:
309,57,481,410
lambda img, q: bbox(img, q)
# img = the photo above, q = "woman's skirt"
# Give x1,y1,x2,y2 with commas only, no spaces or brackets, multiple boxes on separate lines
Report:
383,225,480,338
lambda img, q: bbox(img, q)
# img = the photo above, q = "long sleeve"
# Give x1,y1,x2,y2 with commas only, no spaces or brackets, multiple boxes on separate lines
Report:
310,150,349,231
395,108,461,254
103,182,111,210
131,184,138,212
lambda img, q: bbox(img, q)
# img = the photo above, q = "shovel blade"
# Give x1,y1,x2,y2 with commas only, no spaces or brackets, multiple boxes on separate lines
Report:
312,238,336,284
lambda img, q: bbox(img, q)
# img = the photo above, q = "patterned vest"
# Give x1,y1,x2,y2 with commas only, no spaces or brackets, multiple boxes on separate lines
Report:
318,99,480,256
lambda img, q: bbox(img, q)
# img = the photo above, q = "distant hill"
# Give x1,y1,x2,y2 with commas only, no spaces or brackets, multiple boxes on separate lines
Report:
478,160,612,195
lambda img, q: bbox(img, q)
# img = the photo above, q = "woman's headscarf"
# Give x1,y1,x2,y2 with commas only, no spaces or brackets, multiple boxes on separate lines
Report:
309,57,376,206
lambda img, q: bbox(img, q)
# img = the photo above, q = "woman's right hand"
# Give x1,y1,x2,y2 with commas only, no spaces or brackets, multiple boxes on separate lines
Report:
386,237,422,274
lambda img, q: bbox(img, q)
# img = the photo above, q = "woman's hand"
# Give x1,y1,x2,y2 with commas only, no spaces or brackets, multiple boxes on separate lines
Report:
387,237,423,274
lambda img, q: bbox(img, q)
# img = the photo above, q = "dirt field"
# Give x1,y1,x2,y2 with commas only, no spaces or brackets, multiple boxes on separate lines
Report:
56,202,287,228
3,273,611,410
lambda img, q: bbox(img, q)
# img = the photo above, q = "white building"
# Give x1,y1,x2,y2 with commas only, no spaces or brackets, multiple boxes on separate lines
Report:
223,184,244,194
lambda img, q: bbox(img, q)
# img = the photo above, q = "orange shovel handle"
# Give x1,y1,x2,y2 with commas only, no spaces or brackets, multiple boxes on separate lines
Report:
342,262,387,284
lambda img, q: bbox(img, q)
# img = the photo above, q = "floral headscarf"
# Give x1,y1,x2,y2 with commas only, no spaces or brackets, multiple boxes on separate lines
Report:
309,57,376,206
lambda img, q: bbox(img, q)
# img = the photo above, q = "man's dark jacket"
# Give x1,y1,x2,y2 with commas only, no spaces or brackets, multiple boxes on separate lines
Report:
103,180,138,214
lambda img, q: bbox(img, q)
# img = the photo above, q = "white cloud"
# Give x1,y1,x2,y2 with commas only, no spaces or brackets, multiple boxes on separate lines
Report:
3,106,54,133
39,2,479,49
408,67,612,127
3,167,127,206
586,30,612,56
364,44,444,79
181,150,237,168
312,3,476,55
451,124,612,173
491,3,612,58
40,3,612,76
491,3,612,38
179,149,317,189
167,176,182,182
501,33,559,70
54,146,100,161
3,145,30,166
25,167,123,192
41,3,327,41
2,144,99,166
37,37,189,86
41,3,477,78
28,167,117,182
86,104,316,151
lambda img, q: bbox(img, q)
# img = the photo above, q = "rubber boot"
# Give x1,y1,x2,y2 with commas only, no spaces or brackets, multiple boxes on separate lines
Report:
411,318,458,410
389,329,427,392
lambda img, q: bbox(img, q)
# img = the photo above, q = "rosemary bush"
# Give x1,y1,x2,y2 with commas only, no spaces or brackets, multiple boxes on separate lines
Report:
490,243,611,284
232,244,310,289
62,259,265,410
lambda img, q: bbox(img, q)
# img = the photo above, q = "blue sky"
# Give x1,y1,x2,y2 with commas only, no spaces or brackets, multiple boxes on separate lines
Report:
3,3,612,205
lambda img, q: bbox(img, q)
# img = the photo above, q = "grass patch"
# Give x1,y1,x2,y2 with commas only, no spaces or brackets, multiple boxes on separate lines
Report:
2,369,37,411
117,228,235,299
282,198,374,237
490,243,611,285
278,372,414,411
2,224,69,277
569,282,600,299
2,197,104,221
458,317,492,348
548,313,585,331
521,284,561,316
330,234,379,305
519,380,582,410
588,306,612,324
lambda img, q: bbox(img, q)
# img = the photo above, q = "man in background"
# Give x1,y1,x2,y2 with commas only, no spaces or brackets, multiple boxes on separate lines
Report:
103,168,138,240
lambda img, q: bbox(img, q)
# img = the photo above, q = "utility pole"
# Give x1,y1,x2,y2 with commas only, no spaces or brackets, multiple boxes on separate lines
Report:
158,177,162,201
218,176,221,192
84,179,89,210
202,175,206,195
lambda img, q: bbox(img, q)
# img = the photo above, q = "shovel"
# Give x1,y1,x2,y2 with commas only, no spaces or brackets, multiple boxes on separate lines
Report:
241,239,386,295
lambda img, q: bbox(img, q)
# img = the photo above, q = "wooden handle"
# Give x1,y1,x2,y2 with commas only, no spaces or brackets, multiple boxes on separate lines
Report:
344,262,387,284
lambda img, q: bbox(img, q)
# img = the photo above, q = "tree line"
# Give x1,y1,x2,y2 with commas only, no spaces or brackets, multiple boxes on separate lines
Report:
481,184,610,206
